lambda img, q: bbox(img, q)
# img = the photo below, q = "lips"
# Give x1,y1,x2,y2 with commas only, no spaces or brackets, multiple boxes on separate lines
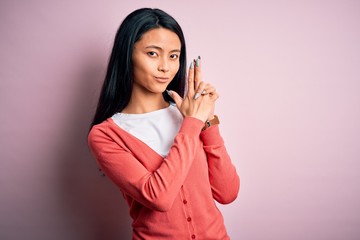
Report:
155,77,170,83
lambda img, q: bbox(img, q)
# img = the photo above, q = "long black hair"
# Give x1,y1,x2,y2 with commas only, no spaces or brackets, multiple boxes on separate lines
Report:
90,8,187,128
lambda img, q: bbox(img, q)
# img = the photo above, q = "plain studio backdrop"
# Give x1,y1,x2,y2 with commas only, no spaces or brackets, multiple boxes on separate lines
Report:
1,0,359,239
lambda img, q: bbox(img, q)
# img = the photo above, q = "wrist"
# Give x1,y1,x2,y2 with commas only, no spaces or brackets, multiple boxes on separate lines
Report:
202,115,220,131
208,115,215,121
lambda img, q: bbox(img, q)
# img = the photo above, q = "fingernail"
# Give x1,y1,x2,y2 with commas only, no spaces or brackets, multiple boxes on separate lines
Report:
194,92,200,100
190,61,194,69
201,90,206,95
196,57,200,67
166,90,172,96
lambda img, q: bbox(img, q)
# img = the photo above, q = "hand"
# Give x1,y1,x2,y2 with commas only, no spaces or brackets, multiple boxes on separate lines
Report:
168,57,219,122
197,82,218,120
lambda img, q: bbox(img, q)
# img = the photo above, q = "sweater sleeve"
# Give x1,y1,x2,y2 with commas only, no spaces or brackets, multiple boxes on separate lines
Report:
200,125,240,204
88,117,204,212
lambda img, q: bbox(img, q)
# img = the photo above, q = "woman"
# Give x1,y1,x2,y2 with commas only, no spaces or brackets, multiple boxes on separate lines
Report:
88,8,240,239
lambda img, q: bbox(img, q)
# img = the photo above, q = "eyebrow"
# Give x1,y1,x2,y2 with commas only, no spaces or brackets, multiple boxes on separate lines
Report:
145,45,181,53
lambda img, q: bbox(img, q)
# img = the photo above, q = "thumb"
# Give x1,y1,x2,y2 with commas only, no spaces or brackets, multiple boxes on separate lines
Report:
167,90,182,109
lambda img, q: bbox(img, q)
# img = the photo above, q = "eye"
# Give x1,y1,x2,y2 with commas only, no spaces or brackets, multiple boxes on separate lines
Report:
170,54,179,59
147,51,158,57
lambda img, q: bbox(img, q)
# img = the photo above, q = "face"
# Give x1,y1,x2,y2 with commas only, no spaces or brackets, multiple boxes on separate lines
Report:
132,27,181,96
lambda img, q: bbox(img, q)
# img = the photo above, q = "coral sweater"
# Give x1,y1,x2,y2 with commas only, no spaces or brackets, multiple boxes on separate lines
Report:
88,116,240,239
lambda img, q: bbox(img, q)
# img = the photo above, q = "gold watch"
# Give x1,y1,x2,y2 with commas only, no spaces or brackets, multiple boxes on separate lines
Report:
202,115,220,131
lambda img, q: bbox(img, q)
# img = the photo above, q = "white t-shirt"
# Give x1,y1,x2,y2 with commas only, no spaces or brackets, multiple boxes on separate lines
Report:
111,103,183,157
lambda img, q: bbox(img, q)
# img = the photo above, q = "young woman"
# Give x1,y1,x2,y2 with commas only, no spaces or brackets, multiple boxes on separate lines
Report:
88,8,240,239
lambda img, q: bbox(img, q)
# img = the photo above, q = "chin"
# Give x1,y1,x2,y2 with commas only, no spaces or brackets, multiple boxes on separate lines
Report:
146,87,167,95
154,84,170,94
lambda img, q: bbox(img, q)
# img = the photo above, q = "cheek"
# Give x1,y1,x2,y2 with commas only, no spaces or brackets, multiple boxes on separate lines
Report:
133,59,155,77
132,65,142,81
172,61,180,74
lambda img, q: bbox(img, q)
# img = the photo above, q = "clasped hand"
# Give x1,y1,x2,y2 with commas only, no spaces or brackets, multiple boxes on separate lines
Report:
168,57,218,123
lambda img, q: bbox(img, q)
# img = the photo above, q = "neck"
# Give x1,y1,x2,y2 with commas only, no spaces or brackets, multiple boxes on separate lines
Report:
122,91,169,114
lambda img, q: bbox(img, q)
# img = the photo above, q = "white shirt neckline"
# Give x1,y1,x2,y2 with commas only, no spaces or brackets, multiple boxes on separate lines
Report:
111,104,183,157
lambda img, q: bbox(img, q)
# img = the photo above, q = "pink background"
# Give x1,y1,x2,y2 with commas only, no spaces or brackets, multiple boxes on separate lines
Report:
1,0,360,239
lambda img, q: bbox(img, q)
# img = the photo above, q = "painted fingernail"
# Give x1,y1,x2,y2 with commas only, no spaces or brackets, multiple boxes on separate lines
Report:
196,57,200,67
194,92,200,100
166,90,172,96
201,90,206,95
190,61,194,69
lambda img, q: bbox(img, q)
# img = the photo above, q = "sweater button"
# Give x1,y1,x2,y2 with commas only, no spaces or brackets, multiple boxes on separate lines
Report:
187,217,192,222
191,234,196,239
183,200,187,204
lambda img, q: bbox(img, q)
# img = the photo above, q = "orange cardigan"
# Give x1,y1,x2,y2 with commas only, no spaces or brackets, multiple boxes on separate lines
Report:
88,116,240,239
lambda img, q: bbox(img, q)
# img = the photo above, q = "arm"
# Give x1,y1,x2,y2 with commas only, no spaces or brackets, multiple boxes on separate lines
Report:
200,125,240,204
88,117,204,212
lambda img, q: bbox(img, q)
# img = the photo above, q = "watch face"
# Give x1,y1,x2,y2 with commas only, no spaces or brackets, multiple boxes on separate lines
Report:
206,121,211,127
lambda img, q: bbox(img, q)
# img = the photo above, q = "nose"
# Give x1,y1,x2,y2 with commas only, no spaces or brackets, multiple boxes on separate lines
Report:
158,58,170,73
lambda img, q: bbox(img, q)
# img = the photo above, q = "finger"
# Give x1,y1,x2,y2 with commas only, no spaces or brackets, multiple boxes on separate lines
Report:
210,91,220,101
201,85,216,95
194,81,206,100
187,61,195,97
167,90,183,109
203,89,219,100
194,56,202,90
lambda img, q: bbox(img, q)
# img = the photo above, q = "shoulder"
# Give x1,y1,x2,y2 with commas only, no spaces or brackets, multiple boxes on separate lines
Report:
88,118,125,150
88,119,112,139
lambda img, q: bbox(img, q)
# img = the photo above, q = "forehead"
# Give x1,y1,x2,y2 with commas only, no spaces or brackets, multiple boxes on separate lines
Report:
135,28,181,49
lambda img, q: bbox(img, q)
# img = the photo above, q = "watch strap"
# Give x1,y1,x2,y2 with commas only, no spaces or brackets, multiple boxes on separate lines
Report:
202,115,220,131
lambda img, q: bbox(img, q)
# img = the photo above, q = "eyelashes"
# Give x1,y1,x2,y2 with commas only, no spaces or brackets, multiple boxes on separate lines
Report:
146,51,179,60
170,54,179,59
147,51,158,57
